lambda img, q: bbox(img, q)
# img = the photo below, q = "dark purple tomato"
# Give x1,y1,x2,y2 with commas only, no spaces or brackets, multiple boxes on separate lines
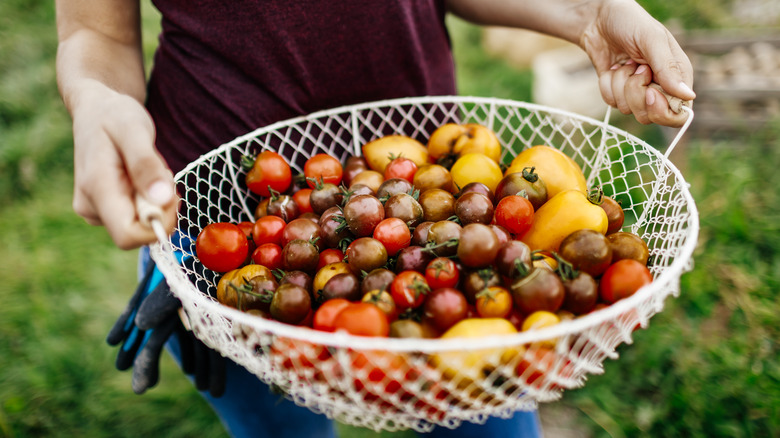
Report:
342,194,385,237
395,245,435,273
346,237,388,274
270,283,311,325
424,287,468,332
510,268,565,314
454,192,494,225
384,193,424,228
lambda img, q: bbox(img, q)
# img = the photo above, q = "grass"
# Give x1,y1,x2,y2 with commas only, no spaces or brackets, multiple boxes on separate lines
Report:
1,1,779,437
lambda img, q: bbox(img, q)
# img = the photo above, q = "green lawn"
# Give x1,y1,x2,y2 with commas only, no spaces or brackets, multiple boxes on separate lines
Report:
1,1,778,437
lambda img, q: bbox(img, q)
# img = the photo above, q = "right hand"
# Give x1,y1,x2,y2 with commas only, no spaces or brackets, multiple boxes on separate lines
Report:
70,82,178,249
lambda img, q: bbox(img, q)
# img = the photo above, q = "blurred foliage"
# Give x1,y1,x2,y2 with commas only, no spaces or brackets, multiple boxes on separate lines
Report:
1,0,779,437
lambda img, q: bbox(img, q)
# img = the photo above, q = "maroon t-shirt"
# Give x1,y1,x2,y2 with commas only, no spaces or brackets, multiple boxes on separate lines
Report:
146,0,457,173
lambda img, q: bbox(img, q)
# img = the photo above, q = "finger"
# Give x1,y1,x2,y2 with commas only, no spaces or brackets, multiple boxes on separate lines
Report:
131,318,177,394
135,282,181,330
624,64,653,125
598,65,619,107
645,86,690,128
640,31,696,102
611,61,637,115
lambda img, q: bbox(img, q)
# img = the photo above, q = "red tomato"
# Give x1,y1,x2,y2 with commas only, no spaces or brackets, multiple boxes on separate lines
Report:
599,259,653,303
350,350,419,402
424,257,460,290
317,248,345,270
251,243,283,270
252,215,286,246
195,222,249,273
384,156,418,182
332,302,389,337
312,298,353,332
304,153,343,188
516,347,562,390
245,150,292,197
372,217,411,257
390,271,430,309
292,188,314,215
494,195,534,235
237,220,257,262
423,287,468,331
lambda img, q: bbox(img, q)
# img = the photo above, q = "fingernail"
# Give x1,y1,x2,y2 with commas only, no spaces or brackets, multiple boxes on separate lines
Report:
610,63,621,70
679,81,696,98
147,180,173,205
624,59,636,66
646,88,656,106
634,64,648,75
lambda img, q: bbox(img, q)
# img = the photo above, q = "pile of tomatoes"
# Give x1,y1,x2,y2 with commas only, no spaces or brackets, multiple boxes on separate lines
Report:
194,123,654,345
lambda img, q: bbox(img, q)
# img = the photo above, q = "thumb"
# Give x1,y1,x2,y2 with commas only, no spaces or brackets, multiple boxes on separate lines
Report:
643,33,696,102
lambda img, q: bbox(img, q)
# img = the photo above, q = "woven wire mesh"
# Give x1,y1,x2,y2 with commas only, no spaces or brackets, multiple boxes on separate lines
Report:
150,96,699,432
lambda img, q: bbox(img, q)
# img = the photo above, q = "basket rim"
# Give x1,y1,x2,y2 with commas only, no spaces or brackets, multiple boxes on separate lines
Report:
157,95,700,353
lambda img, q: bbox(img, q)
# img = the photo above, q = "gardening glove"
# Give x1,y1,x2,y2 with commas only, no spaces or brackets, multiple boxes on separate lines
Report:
106,252,226,397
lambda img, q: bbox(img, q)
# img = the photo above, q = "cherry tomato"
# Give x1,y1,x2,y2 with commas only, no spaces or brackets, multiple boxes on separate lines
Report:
196,222,249,272
390,270,430,309
245,150,292,197
332,302,390,337
494,195,534,236
475,286,513,318
237,220,256,262
251,243,283,270
270,283,312,325
292,188,314,214
304,153,343,188
599,259,653,303
384,156,418,182
312,298,353,332
362,289,398,320
424,257,460,290
252,215,286,246
423,287,468,331
372,217,411,256
317,248,345,270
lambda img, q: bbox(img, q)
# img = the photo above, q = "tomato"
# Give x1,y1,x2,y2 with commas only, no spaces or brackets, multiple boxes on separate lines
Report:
312,298,352,332
457,223,500,268
424,257,460,290
245,150,292,197
350,350,418,402
270,283,311,324
332,302,390,337
292,188,314,214
599,194,625,234
558,229,613,277
599,259,653,304
252,215,286,246
362,289,398,320
413,164,453,193
362,135,429,173
505,145,587,198
312,262,352,293
390,270,430,309
345,237,388,275
384,155,418,182
317,248,345,270
494,168,548,210
304,153,343,188
424,287,468,331
516,347,564,390
373,217,411,257
342,194,385,237
237,220,256,263
494,195,534,236
450,153,503,193
251,243,283,270
280,217,322,249
521,190,608,252
607,232,650,265
196,222,249,272
475,286,513,318
427,123,502,164
510,268,565,315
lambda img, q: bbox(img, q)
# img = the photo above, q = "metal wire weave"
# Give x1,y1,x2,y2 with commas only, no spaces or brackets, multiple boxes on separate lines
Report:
150,96,699,432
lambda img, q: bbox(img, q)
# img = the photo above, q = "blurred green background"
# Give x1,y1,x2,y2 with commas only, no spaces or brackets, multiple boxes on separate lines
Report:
1,1,778,437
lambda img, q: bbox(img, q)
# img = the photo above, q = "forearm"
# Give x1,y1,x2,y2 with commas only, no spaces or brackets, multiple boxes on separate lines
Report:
446,0,608,46
55,0,147,116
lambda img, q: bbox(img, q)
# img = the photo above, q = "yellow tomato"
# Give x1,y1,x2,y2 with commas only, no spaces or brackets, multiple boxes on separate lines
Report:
428,123,502,163
505,145,587,198
521,190,608,252
450,153,503,193
362,135,429,172
431,318,521,383
312,262,352,293
521,310,561,349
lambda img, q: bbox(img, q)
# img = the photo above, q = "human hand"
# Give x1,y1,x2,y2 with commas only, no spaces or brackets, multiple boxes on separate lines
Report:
580,0,696,126
70,82,178,249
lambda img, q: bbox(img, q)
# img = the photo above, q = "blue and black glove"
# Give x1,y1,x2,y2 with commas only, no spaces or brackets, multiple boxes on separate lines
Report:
106,254,226,397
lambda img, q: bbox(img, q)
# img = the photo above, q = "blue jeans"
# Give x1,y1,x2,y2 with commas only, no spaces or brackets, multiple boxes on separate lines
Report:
140,247,542,438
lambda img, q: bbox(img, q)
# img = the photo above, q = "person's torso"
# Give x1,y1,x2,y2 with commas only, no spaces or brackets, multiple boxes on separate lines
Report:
146,0,456,172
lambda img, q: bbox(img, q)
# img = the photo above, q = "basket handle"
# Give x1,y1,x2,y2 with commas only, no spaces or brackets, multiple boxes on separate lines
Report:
135,194,171,245
648,83,695,158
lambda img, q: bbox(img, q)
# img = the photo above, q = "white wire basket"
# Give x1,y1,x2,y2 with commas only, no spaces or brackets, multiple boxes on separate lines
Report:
150,96,699,432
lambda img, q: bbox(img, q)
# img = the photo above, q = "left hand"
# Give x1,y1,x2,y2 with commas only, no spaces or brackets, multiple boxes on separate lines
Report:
580,0,696,126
